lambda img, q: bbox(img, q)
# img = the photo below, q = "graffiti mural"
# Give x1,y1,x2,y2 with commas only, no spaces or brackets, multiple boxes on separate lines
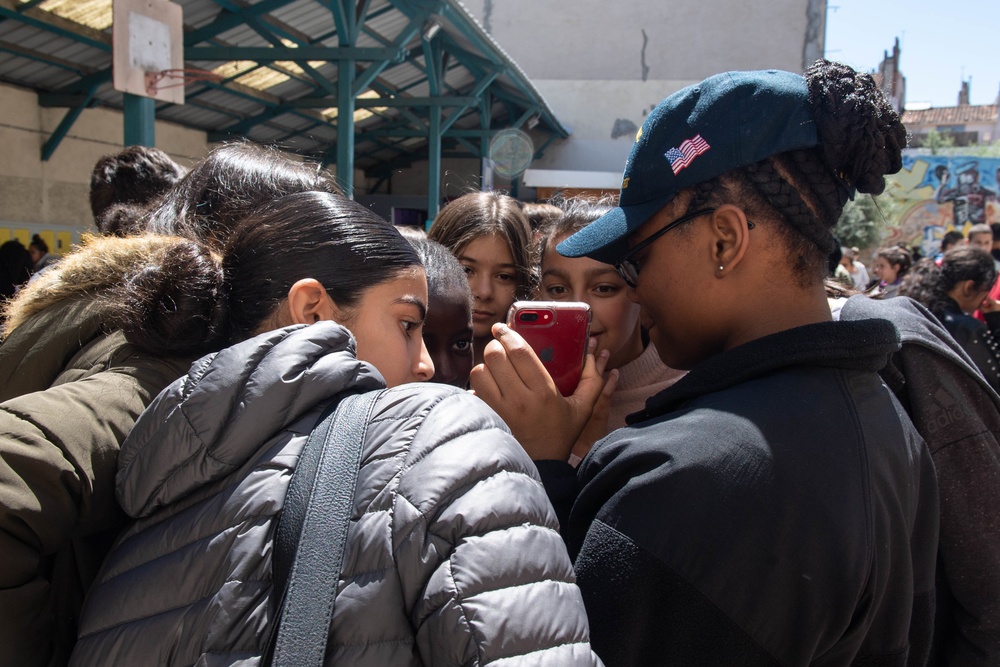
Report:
888,155,1000,257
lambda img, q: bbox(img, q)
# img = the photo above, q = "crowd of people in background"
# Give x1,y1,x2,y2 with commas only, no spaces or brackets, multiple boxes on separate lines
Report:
1,58,999,667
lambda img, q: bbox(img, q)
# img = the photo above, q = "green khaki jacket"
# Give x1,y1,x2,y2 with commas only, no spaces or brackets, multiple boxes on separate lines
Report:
0,271,191,666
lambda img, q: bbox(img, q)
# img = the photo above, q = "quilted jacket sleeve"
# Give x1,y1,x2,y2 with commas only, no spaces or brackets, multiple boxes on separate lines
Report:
0,341,189,667
367,386,601,666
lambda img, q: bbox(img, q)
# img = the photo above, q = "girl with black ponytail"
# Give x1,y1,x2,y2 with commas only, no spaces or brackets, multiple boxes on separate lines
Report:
900,246,1000,390
70,190,600,666
472,60,939,664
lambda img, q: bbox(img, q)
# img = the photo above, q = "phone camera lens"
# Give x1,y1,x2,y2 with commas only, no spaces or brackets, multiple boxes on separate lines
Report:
519,312,539,322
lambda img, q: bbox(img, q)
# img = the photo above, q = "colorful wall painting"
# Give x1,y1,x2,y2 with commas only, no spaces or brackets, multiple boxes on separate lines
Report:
884,154,1000,257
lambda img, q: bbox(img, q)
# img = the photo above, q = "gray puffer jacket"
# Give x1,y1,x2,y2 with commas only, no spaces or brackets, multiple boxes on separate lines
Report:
71,322,599,666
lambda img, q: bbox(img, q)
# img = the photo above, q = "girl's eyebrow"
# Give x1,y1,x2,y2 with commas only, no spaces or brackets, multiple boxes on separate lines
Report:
543,266,620,280
542,267,569,279
586,267,621,279
458,255,517,270
394,296,427,322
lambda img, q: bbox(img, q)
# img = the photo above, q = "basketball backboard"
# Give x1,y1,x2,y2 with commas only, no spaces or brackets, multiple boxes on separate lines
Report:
112,0,184,104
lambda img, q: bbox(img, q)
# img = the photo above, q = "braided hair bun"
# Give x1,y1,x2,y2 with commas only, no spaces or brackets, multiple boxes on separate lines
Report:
805,59,907,196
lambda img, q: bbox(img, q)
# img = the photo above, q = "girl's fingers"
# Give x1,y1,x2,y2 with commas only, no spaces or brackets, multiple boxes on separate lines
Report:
468,360,503,403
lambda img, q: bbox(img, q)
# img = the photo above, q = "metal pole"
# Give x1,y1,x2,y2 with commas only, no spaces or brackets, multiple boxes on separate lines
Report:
123,93,155,146
427,104,441,224
337,59,355,196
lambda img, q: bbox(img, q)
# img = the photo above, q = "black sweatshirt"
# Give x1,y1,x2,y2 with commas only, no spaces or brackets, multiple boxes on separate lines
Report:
540,318,939,666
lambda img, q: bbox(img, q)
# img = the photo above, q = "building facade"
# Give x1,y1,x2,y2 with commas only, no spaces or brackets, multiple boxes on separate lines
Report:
461,0,826,196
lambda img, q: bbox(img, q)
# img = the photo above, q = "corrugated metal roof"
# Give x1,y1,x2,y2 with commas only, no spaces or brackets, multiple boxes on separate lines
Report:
36,0,112,31
0,0,567,173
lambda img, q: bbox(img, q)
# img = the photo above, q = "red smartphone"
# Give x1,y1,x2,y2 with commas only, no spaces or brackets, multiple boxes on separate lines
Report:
507,301,592,396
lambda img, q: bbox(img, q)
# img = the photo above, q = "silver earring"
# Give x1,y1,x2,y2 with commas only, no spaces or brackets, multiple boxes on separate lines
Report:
718,265,724,271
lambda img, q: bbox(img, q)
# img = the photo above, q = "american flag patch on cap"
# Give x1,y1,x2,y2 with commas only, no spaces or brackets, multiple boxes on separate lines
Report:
664,135,710,175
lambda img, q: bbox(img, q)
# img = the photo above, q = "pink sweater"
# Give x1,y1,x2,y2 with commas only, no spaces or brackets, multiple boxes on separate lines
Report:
607,342,686,429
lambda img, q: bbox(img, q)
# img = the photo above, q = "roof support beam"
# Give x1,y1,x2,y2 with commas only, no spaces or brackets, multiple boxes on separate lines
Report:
367,173,389,195
328,0,352,43
359,128,528,143
289,95,476,108
455,137,480,156
440,69,497,134
480,89,492,158
352,11,426,96
208,105,285,140
349,0,375,44
243,17,340,99
424,30,444,222
533,135,556,160
438,38,499,77
40,84,97,161
0,38,95,74
184,0,301,45
396,107,427,131
511,107,539,130
38,93,92,107
185,46,403,62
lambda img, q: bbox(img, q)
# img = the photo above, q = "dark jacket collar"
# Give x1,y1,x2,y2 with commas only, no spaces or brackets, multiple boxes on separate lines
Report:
630,319,900,423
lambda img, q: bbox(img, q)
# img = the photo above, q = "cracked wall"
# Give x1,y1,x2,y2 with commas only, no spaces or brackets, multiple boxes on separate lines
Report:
802,0,826,70
456,0,817,173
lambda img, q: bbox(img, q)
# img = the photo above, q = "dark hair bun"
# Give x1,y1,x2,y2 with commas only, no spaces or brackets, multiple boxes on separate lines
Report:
96,202,151,237
112,239,224,356
805,59,906,196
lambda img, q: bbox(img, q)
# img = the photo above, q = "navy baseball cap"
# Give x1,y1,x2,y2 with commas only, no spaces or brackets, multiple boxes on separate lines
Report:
557,69,821,264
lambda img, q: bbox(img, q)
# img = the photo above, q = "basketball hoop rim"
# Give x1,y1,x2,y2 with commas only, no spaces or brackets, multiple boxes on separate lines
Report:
144,68,224,94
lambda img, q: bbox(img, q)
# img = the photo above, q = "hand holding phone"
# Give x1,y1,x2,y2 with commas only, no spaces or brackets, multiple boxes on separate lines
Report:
507,301,592,396
469,317,615,462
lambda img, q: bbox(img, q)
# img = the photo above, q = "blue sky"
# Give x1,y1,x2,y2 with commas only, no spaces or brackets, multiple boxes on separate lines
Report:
824,0,999,108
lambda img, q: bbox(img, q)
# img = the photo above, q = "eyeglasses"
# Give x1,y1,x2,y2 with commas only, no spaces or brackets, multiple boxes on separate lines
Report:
614,208,754,287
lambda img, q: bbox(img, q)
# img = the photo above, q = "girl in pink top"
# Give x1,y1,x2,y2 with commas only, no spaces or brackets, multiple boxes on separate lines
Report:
534,196,685,464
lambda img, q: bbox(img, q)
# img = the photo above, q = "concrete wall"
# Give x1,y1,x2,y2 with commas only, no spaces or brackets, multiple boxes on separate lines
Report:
469,0,818,81
461,0,826,176
0,81,209,252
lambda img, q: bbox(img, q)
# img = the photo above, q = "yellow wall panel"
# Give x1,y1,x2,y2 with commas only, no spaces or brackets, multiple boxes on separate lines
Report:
56,231,73,255
38,230,55,254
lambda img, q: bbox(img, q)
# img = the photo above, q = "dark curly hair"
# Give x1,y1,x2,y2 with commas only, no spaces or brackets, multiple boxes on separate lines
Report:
899,247,996,318
682,59,907,287
533,195,617,270
142,142,342,248
90,146,185,227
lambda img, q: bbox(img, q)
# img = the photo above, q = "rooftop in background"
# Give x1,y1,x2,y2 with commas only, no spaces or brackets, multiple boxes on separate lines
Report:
0,0,569,175
903,104,999,127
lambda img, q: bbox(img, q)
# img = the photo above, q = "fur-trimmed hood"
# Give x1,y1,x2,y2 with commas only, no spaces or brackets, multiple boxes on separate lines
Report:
2,235,201,338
